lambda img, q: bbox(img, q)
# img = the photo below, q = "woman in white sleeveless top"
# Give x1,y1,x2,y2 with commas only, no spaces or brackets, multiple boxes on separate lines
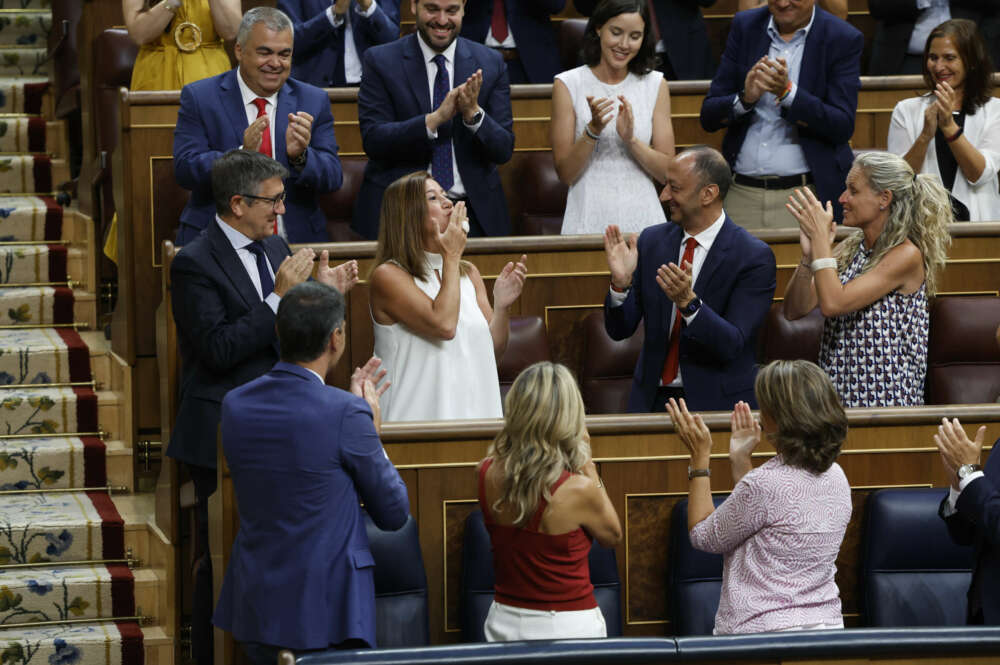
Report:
551,0,675,236
369,171,528,422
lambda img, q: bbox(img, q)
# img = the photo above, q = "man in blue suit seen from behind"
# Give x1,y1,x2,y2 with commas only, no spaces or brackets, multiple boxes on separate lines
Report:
460,0,566,83
699,0,862,230
278,0,401,87
354,0,515,239
214,281,410,663
604,146,776,413
174,7,343,245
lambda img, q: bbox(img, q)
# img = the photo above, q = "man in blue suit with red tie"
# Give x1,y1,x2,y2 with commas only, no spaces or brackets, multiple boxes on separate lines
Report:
604,147,776,412
278,0,401,87
173,7,343,244
354,0,514,239
214,281,410,663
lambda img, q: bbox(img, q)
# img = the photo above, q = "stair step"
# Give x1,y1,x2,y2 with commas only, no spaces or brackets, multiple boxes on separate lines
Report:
0,47,48,78
0,621,147,665
0,563,140,624
0,10,52,48
0,243,85,288
0,75,50,115
0,435,107,490
0,2,52,12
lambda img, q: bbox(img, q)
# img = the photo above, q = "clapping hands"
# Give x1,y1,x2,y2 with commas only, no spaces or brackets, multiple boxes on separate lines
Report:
493,254,528,310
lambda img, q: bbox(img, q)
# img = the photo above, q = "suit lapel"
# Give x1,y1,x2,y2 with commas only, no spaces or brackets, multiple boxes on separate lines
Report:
798,10,823,97
694,218,733,295
660,226,683,331
453,38,476,95
751,11,772,62
219,71,250,147
207,220,260,310
274,83,295,167
403,35,433,114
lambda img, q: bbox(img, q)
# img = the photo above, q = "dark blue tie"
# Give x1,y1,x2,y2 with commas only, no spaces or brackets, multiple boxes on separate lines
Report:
431,54,454,191
245,241,274,299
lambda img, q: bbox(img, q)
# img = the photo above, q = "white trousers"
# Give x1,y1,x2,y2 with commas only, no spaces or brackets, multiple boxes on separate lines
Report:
483,601,607,642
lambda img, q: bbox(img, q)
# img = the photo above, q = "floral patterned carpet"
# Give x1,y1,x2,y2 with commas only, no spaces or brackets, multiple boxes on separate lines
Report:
0,2,146,663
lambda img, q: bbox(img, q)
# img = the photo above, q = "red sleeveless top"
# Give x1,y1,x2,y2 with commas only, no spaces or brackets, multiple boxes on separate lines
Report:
478,458,596,611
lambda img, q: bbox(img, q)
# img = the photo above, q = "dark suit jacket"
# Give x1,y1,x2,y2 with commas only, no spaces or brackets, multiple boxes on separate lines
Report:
573,0,717,80
279,0,401,86
461,0,565,83
166,219,290,470
213,362,410,649
173,69,343,244
603,216,776,412
354,34,515,239
941,437,1000,624
868,0,1000,75
699,7,862,220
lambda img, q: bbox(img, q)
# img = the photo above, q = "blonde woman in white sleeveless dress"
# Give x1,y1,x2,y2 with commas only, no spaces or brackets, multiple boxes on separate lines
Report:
551,0,675,236
369,171,528,423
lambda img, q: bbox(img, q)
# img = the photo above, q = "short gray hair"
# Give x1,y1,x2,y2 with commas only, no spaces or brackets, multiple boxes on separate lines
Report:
236,7,293,47
211,149,288,217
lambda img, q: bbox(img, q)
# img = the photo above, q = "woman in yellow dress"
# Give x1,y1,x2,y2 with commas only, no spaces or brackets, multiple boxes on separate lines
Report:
124,0,241,91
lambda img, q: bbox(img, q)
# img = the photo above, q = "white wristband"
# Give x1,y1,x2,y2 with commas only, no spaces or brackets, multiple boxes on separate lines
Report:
810,257,838,272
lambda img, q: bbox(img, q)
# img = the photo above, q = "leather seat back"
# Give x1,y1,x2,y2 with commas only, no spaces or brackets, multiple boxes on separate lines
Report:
861,488,974,626
364,512,430,646
668,497,727,636
497,316,551,401
580,312,643,414
925,296,1000,404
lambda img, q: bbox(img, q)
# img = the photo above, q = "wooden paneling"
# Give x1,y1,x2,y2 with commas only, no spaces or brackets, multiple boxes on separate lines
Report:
209,405,1000,648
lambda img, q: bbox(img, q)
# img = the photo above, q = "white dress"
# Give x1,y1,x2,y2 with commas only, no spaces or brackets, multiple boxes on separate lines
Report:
555,65,667,235
887,95,1000,222
373,253,503,422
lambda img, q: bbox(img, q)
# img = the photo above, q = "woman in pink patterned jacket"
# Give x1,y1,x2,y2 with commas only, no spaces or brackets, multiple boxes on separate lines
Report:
666,359,852,634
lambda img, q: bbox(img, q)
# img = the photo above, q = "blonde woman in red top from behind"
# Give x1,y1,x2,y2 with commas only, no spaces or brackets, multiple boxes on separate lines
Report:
477,361,622,641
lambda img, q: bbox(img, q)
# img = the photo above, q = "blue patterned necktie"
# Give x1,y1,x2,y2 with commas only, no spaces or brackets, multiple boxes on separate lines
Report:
245,241,274,299
431,54,454,191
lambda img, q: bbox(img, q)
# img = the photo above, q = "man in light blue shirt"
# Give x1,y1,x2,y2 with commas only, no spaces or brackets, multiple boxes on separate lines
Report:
700,0,863,229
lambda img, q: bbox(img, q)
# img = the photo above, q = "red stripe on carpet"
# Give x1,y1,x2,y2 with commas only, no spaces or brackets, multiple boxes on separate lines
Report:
41,196,62,240
107,563,136,616
46,243,66,282
81,436,107,486
22,82,48,115
52,285,73,323
32,154,51,193
73,387,98,432
27,116,45,152
87,491,125,559
115,620,146,665
54,327,92,381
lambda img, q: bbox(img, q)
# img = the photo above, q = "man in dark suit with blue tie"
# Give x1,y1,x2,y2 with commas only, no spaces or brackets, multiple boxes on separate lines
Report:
278,0,401,87
460,0,565,83
354,0,515,239
604,147,776,412
699,0,862,229
168,150,357,664
214,280,409,663
173,7,343,245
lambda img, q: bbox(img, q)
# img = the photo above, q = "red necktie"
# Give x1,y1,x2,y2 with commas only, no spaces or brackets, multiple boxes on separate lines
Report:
646,1,662,44
661,237,698,385
491,0,508,43
251,97,278,235
251,97,272,158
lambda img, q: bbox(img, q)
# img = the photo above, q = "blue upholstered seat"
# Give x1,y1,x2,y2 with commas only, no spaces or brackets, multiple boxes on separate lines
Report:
861,488,975,627
459,509,622,641
364,512,430,647
667,496,727,636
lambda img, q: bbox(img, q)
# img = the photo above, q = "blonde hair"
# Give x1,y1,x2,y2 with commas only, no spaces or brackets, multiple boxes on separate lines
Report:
371,171,469,281
487,362,590,527
755,360,847,474
835,152,952,297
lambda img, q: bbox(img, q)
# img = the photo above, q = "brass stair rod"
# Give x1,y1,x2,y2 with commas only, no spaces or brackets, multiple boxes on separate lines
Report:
0,485,128,496
0,430,105,441
0,380,97,390
0,557,141,571
0,615,152,630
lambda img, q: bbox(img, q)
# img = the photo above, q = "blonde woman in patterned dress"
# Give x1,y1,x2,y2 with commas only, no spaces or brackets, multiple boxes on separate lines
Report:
783,151,952,407
666,360,852,634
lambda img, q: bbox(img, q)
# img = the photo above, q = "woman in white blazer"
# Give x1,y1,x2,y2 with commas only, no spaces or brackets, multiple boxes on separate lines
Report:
888,19,1000,222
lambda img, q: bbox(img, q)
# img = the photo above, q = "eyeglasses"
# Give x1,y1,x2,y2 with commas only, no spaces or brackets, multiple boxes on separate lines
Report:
240,191,286,211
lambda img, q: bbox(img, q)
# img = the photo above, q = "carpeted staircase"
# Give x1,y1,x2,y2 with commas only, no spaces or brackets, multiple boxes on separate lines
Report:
0,3,170,664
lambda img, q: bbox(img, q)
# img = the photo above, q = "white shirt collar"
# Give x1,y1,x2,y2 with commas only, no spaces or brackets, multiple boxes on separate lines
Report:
683,210,726,251
416,32,458,67
235,66,279,110
216,215,256,251
766,6,816,40
303,367,325,384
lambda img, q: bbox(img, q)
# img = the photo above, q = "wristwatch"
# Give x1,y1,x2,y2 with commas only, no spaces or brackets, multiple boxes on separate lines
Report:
688,466,710,480
738,88,756,109
289,148,308,169
957,463,982,481
680,296,701,316
464,109,484,126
